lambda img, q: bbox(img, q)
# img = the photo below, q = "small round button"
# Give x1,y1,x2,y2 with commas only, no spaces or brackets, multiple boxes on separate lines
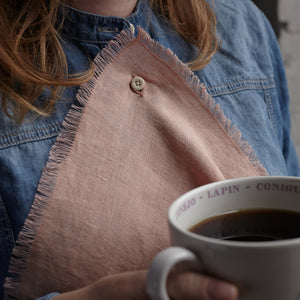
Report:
129,23,135,35
131,76,145,91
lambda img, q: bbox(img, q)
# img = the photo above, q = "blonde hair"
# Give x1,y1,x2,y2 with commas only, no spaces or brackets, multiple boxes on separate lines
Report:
151,0,218,70
0,0,218,122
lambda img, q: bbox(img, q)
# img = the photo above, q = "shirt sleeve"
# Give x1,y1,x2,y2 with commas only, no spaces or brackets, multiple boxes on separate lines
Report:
258,5,300,176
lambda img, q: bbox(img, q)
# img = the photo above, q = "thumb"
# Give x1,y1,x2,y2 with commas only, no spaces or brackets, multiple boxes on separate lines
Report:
168,271,239,300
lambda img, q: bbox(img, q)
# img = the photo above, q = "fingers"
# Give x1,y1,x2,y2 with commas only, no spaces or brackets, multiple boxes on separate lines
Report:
54,270,238,300
167,271,239,300
90,270,151,300
53,271,151,300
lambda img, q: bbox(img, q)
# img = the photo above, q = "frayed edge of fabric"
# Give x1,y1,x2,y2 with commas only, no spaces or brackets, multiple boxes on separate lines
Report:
4,27,135,300
135,28,268,176
4,25,267,299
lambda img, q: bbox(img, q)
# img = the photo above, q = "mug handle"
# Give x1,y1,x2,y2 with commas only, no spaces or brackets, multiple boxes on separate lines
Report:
146,246,202,300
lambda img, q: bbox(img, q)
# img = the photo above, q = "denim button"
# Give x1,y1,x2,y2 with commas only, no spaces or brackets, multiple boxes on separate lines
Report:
131,76,145,91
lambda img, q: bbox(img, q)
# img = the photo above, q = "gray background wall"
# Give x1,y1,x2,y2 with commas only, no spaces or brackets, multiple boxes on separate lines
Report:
279,0,300,160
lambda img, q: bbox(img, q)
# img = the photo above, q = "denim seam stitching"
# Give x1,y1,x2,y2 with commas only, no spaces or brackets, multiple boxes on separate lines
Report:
0,123,59,138
0,132,59,150
264,88,278,136
210,78,274,88
60,34,112,44
208,80,276,96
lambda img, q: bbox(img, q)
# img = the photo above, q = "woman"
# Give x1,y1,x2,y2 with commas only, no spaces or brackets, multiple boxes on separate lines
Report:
0,0,298,299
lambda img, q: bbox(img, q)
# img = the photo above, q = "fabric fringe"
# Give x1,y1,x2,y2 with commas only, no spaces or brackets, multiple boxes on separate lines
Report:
4,27,135,300
4,25,267,299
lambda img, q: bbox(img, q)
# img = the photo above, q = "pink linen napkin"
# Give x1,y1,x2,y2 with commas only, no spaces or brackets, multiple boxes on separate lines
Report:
5,27,267,299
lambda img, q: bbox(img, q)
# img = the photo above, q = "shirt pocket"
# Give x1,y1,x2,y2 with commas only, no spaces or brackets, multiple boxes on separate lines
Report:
204,78,288,175
207,78,278,134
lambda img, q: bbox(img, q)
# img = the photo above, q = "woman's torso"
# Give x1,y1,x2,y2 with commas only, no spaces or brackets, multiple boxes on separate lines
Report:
1,0,299,296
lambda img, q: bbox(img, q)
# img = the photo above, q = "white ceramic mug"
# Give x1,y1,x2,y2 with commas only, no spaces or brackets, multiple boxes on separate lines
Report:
146,176,300,300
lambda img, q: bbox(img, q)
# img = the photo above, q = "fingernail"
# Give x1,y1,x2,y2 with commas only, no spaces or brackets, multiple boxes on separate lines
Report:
207,281,238,300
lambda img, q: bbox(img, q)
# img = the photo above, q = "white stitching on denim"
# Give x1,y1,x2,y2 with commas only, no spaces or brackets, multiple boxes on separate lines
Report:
264,89,278,137
207,78,275,96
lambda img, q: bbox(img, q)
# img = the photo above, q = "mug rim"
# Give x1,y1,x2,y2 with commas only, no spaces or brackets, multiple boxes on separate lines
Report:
168,176,300,248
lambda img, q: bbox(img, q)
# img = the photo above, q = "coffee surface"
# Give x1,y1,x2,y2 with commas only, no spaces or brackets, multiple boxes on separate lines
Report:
189,209,300,241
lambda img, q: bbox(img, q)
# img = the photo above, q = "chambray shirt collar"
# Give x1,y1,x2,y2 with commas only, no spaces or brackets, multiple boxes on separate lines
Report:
59,0,148,43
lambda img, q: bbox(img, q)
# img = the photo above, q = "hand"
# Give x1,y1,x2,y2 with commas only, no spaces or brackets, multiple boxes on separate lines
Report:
53,270,238,300
167,271,238,300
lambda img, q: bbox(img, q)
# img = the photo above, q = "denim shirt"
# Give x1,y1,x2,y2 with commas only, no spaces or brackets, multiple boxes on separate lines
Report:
1,0,299,298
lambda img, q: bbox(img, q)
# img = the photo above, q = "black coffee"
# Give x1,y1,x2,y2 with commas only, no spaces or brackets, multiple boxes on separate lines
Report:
189,209,300,241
